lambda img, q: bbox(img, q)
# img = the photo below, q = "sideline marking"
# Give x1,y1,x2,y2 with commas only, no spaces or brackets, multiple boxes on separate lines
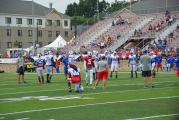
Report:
125,113,179,120
0,86,178,102
0,96,179,116
0,96,94,103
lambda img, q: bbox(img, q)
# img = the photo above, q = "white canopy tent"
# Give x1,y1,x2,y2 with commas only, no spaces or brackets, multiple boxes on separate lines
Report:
44,35,67,48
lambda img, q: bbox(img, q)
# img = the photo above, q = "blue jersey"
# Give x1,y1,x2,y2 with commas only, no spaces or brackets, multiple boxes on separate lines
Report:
167,57,175,64
63,56,69,67
175,56,179,68
155,57,162,64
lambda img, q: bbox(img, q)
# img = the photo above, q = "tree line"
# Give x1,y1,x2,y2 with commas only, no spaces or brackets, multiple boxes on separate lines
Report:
65,0,129,25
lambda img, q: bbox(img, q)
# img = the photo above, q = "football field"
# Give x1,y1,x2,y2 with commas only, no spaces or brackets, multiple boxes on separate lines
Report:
0,72,179,120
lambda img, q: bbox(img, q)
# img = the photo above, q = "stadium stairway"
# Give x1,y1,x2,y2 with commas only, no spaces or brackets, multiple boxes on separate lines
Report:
158,19,179,39
72,19,113,52
141,19,179,50
109,16,153,51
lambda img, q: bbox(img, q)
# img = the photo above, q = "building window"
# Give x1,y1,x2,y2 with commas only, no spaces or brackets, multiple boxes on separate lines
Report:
38,30,42,37
27,19,32,25
7,29,11,36
18,42,23,48
16,18,22,24
18,30,22,36
46,20,52,26
64,31,68,37
56,20,60,26
28,30,32,37
64,20,68,27
37,19,42,25
5,17,11,24
48,31,52,37
7,42,12,48
56,31,60,37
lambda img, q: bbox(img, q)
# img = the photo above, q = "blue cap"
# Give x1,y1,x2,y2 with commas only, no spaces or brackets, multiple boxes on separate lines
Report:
143,49,148,54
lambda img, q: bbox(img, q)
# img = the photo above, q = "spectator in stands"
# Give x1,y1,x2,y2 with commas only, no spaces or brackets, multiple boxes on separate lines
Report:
165,10,170,18
177,24,179,32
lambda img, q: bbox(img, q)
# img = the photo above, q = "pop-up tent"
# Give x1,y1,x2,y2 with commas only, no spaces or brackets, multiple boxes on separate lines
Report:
44,35,67,48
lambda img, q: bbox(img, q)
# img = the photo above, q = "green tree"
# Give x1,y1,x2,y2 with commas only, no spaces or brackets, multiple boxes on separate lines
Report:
107,1,129,13
65,0,110,18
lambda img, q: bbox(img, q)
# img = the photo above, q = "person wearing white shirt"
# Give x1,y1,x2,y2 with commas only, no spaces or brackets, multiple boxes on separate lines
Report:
128,52,138,78
110,52,120,79
44,52,54,83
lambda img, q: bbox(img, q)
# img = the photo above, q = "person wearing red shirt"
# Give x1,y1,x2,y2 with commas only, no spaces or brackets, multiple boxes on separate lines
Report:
55,59,60,73
67,64,81,93
84,52,95,87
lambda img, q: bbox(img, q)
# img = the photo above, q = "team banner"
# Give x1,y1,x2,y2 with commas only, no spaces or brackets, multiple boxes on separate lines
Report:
0,58,18,63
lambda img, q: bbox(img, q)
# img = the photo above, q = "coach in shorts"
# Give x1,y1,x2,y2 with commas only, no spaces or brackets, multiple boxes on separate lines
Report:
17,53,26,84
140,50,154,88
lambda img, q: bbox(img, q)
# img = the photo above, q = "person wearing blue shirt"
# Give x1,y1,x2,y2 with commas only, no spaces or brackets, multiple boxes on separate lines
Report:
62,54,69,80
175,53,179,77
156,55,163,72
166,55,175,71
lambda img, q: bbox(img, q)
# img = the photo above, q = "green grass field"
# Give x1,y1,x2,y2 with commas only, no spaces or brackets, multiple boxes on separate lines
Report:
0,71,179,120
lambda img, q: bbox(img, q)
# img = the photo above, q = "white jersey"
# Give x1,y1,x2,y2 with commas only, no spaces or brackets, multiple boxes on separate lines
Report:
111,55,119,65
150,54,157,70
129,55,136,65
45,55,53,66
68,68,80,76
35,57,44,67
68,55,76,64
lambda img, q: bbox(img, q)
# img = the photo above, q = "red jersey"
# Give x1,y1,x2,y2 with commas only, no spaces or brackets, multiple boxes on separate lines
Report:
84,56,95,68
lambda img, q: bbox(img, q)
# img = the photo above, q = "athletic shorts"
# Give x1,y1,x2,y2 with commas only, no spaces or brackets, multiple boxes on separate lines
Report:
97,70,108,80
17,66,24,75
142,70,151,77
111,64,118,71
46,65,53,75
36,67,43,76
157,64,162,68
130,64,137,71
71,76,81,83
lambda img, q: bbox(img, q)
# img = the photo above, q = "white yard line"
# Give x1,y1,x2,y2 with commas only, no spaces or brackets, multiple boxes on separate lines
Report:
15,118,29,120
0,96,178,116
0,80,178,96
124,113,179,120
0,86,178,104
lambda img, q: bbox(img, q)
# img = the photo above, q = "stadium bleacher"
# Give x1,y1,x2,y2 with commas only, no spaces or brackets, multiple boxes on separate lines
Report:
64,0,179,53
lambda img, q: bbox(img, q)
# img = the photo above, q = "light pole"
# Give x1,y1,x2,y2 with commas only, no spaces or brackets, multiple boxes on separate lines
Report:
166,0,168,10
32,0,36,55
97,0,99,21
36,22,38,46
130,0,132,11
